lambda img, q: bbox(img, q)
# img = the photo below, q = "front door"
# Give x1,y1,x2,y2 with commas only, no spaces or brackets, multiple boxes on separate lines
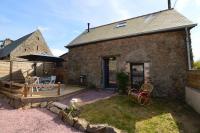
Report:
130,63,144,89
103,57,117,88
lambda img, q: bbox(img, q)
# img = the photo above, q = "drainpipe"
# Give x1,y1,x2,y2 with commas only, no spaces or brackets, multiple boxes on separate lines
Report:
185,27,192,70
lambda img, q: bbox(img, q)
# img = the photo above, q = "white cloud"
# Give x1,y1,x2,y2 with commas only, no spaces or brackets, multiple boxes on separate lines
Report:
176,0,189,11
50,48,67,57
194,0,200,5
37,26,49,32
109,0,131,20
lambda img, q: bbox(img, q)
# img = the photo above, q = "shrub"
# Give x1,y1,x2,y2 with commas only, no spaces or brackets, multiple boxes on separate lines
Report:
116,72,129,94
87,83,96,89
65,99,80,117
193,61,200,69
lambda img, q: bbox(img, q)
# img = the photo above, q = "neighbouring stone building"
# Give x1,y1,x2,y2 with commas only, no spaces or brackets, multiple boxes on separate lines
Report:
0,30,54,82
63,9,197,98
0,30,52,60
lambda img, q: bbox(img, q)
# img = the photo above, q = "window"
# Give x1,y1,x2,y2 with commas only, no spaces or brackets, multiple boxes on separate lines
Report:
116,21,127,28
24,48,26,52
130,63,144,89
37,37,39,40
37,45,39,51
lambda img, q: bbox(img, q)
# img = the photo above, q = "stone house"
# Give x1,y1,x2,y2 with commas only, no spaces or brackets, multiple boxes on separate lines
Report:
0,30,53,82
64,9,197,97
0,30,52,60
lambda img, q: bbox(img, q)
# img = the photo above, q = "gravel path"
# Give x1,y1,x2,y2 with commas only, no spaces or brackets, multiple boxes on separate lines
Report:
0,90,115,133
0,100,80,133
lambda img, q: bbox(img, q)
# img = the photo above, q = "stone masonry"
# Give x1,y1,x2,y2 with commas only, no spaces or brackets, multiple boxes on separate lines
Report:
65,30,190,98
10,30,52,60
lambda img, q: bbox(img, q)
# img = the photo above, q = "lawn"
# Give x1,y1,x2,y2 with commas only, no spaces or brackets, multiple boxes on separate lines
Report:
79,95,200,133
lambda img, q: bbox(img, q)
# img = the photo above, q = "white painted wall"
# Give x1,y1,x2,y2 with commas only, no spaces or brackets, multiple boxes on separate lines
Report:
185,87,200,114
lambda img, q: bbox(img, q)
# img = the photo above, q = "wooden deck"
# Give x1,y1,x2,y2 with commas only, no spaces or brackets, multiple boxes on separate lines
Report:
26,85,85,98
0,81,86,104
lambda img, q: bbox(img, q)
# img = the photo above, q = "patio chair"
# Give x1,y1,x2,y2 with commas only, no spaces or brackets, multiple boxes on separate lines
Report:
39,76,56,91
50,76,56,84
32,77,40,92
128,80,153,105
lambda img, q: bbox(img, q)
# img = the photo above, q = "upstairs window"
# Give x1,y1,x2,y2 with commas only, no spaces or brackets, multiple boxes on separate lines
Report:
116,21,127,28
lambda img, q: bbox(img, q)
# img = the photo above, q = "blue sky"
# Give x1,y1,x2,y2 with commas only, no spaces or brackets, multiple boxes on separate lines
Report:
0,0,199,61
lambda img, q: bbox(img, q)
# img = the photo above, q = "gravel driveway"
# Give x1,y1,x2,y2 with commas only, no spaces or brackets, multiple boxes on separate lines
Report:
0,100,80,133
0,90,115,133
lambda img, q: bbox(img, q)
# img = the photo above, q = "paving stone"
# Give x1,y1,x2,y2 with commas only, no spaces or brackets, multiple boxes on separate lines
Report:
51,102,68,110
74,118,89,132
49,106,61,114
40,102,48,108
31,102,41,108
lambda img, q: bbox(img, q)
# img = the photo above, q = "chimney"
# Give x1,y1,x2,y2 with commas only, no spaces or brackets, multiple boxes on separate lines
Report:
87,23,90,32
168,0,171,9
2,38,13,47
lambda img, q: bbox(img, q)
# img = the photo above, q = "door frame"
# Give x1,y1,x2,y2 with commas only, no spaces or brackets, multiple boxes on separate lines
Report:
102,56,117,89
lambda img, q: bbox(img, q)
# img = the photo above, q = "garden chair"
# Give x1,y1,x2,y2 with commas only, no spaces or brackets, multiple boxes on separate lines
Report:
32,77,40,92
50,76,56,84
128,80,153,105
39,76,57,91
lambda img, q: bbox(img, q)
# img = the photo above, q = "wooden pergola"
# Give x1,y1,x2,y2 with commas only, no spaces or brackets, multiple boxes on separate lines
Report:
8,54,64,81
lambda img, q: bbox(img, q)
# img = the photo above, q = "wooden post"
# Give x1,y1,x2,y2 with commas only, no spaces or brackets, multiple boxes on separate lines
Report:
9,60,13,81
34,62,37,76
24,83,28,97
57,82,61,96
9,81,13,90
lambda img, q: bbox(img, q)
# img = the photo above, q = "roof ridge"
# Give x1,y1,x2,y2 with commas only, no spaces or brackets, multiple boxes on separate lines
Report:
0,30,36,58
89,9,174,30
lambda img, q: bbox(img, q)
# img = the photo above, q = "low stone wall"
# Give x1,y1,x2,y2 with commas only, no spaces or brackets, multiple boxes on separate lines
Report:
186,70,200,114
187,70,200,89
185,87,200,114
47,102,126,133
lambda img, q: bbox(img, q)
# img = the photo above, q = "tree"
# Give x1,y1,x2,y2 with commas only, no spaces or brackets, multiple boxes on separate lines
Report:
193,61,200,69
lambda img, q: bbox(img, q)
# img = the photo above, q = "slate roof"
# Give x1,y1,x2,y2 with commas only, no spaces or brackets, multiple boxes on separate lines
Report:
67,9,197,48
0,32,34,58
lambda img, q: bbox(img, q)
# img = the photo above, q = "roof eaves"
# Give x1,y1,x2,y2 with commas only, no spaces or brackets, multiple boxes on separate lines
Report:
66,23,197,49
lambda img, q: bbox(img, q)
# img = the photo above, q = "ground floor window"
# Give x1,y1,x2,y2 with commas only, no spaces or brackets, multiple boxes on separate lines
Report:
130,63,145,90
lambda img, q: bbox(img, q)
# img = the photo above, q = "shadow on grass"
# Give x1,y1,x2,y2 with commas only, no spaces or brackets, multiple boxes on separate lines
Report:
79,95,200,133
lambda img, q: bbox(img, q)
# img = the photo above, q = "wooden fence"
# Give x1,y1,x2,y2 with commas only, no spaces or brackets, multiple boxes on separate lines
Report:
187,70,200,89
0,60,55,82
24,82,61,97
0,80,61,98
0,81,24,98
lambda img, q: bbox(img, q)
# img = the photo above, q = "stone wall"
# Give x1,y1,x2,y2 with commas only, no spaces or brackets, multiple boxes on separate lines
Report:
65,30,189,98
10,30,52,60
58,53,68,84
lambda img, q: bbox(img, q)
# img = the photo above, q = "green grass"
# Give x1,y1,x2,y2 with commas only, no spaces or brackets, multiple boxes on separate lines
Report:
79,95,200,133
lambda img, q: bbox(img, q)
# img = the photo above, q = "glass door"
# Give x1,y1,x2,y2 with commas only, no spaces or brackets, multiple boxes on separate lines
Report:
103,57,117,88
